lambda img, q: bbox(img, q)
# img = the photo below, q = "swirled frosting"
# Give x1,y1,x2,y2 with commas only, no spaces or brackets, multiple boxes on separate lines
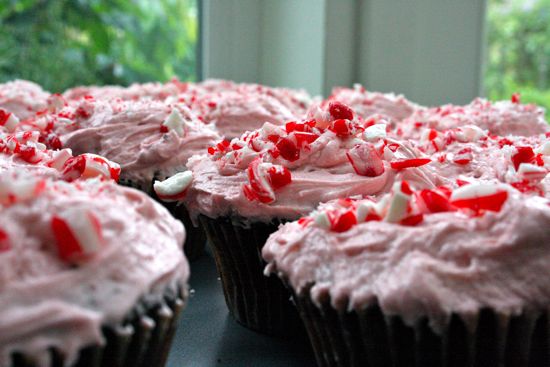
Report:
183,103,442,222
263,183,550,333
55,98,221,187
0,176,187,366
402,97,549,139
0,80,50,120
329,84,419,122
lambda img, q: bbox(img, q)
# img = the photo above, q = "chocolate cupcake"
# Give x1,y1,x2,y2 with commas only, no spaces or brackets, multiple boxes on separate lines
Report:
52,97,221,259
263,181,550,367
0,173,188,367
178,102,441,334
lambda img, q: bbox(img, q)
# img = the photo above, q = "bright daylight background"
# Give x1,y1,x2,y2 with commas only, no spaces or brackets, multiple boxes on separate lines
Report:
0,0,198,92
2,0,550,117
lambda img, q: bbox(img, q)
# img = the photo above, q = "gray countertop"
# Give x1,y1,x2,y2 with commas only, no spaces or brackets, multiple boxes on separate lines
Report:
167,253,317,367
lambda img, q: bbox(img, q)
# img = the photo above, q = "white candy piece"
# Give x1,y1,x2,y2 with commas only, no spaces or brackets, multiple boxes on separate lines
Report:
384,182,411,223
162,109,189,137
517,163,548,181
313,211,331,229
455,125,486,143
356,201,378,222
450,182,502,201
81,154,113,179
535,141,550,156
49,149,73,171
0,112,19,133
153,171,193,201
363,124,387,142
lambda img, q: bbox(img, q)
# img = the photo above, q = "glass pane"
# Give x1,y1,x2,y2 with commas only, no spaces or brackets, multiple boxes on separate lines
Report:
485,0,550,116
0,0,199,92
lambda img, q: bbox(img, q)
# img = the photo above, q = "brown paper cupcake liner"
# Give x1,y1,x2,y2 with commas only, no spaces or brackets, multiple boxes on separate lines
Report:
119,176,206,260
10,285,186,367
292,284,550,367
198,214,306,337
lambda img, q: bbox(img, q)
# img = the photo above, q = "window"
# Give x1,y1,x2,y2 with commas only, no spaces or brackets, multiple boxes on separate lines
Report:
0,0,199,92
485,0,550,114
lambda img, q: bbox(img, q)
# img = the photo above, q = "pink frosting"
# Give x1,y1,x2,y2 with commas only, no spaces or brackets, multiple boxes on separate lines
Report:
329,84,419,122
184,110,442,222
402,98,549,139
0,80,50,120
263,186,550,333
55,98,221,186
63,79,188,102
0,176,187,365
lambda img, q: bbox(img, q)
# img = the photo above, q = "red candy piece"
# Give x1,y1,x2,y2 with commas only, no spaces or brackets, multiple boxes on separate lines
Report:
453,147,473,165
346,143,385,177
511,146,535,170
275,137,300,162
331,210,357,232
328,101,354,121
400,213,424,226
417,189,452,213
329,119,355,137
390,158,431,170
451,190,508,214
511,93,521,104
267,165,292,189
62,154,120,182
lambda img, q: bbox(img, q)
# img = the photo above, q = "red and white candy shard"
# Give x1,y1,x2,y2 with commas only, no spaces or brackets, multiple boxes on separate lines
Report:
162,109,188,137
454,125,486,143
0,175,46,205
313,211,331,229
0,109,19,133
153,171,193,202
356,201,379,222
51,208,103,263
450,183,508,213
346,143,385,177
535,142,550,156
384,181,412,223
517,163,548,182
243,159,291,204
363,124,387,142
48,149,73,171
62,153,121,182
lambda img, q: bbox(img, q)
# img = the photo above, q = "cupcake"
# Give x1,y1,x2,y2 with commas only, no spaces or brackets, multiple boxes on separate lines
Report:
263,181,550,366
181,81,314,140
0,173,188,367
0,80,50,121
401,95,549,140
52,97,221,259
177,101,441,334
329,84,419,123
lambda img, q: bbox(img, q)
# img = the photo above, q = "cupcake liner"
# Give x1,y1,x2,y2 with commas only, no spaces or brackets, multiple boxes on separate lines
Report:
119,176,206,260
10,285,186,367
292,285,550,367
198,214,305,336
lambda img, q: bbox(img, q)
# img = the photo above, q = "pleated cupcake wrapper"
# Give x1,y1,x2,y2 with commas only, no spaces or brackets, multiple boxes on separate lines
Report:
11,286,186,367
291,285,550,367
118,176,206,260
198,214,306,337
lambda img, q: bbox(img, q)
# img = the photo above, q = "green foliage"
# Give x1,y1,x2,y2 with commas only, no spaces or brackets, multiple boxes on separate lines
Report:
0,0,198,92
486,0,550,117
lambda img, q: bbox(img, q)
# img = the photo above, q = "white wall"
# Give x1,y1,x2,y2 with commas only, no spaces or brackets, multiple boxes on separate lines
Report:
202,0,487,105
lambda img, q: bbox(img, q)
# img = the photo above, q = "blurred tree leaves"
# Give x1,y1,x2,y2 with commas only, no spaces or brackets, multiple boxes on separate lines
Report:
0,0,198,92
486,0,550,116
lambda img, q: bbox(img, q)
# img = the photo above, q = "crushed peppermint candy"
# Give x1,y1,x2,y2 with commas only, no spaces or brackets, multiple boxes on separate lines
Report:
161,108,189,136
154,171,193,202
243,158,291,204
62,153,121,182
0,109,20,133
51,208,104,263
0,174,46,205
296,181,512,233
